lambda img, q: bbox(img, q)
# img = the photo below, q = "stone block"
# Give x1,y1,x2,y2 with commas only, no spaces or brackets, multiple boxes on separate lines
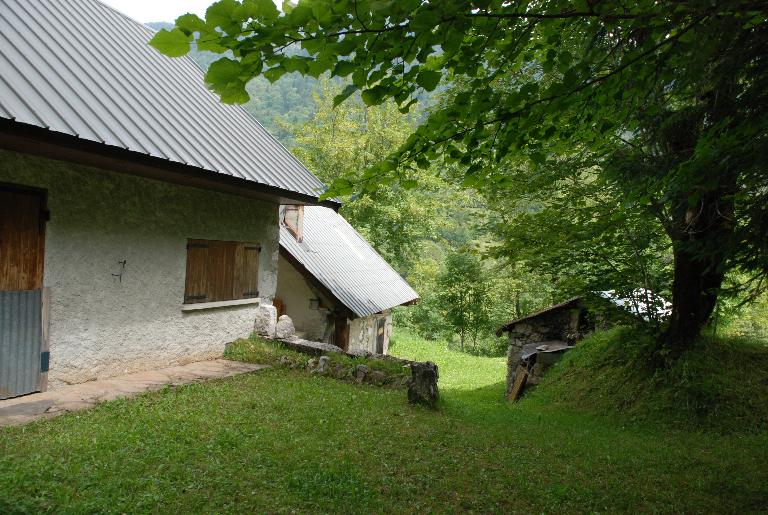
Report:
253,303,277,338
354,364,369,383
369,370,387,386
312,355,330,375
274,315,296,339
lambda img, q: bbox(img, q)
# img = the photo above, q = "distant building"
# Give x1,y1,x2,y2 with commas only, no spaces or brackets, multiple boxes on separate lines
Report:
497,290,670,398
276,206,419,355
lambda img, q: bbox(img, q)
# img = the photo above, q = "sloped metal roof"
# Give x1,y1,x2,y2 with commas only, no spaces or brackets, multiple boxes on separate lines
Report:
0,0,327,200
280,206,419,318
496,297,582,336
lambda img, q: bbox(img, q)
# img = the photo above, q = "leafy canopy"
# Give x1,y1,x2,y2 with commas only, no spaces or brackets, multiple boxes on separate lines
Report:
152,0,768,343
152,0,765,192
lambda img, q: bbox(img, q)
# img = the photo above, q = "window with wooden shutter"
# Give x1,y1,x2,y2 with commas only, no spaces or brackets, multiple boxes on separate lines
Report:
183,239,260,304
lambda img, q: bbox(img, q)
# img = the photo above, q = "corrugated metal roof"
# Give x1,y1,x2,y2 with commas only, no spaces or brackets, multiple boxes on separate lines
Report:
0,0,327,200
280,206,419,318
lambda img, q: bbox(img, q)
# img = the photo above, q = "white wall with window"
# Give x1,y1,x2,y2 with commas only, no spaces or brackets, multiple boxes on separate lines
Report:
0,149,280,387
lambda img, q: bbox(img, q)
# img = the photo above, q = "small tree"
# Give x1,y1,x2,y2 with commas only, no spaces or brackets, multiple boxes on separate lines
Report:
436,252,491,352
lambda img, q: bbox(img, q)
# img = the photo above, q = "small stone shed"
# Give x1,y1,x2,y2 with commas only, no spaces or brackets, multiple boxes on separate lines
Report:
0,0,334,398
275,205,419,355
496,297,591,396
497,290,670,398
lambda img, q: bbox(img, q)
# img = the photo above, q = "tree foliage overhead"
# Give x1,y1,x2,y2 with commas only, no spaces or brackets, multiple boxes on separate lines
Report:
152,0,768,351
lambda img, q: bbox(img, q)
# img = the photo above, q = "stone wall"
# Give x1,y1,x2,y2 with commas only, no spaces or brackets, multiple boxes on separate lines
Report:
0,149,280,387
348,311,392,355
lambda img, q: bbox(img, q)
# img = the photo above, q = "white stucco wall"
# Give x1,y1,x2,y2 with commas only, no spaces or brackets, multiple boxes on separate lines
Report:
0,150,279,387
275,255,332,341
348,311,392,355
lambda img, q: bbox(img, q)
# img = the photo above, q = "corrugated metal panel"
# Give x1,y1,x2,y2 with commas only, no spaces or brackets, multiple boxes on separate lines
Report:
0,0,328,201
280,207,419,318
0,290,42,400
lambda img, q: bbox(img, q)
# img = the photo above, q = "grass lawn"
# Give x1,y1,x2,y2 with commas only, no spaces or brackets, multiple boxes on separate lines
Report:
1,330,767,513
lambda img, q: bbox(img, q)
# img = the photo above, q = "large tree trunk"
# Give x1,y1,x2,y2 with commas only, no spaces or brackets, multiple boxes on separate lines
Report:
660,189,733,357
663,244,724,346
653,85,738,359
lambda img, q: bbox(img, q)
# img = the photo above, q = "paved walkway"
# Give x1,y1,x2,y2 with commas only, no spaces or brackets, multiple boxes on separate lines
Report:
0,359,267,427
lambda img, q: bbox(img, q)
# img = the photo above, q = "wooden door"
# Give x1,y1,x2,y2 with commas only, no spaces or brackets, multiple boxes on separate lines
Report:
0,187,47,399
376,318,386,354
0,189,46,290
334,314,349,351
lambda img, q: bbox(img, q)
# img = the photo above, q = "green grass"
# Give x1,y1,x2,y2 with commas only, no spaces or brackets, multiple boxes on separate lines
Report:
0,330,766,512
526,326,768,434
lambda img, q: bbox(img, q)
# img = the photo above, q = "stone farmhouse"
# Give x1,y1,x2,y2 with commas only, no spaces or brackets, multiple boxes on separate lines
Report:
0,0,414,399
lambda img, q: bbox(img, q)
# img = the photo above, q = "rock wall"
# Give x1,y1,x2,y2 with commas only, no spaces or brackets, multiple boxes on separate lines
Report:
0,149,280,387
348,311,392,355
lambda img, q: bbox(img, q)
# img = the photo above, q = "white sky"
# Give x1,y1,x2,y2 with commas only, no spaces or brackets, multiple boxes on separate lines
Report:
101,0,213,23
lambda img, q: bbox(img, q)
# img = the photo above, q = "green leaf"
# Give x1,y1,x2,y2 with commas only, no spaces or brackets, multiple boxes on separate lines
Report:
263,66,288,82
281,0,296,14
288,3,313,25
197,37,228,53
333,60,357,77
206,58,243,84
411,8,438,31
333,84,359,106
205,58,249,103
206,0,240,34
416,70,442,92
175,13,207,35
238,0,279,22
219,83,250,104
283,57,309,73
398,98,418,114
415,156,430,169
401,179,419,189
149,28,192,57
361,86,386,106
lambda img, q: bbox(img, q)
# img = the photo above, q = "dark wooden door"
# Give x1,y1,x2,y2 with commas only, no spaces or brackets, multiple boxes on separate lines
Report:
0,189,45,290
376,318,386,354
334,314,349,351
0,188,46,399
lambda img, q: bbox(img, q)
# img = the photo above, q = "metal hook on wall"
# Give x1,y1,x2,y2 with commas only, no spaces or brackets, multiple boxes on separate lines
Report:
112,260,127,282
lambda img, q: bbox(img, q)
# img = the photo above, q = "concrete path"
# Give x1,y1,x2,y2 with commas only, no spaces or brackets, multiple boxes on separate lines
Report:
0,359,267,427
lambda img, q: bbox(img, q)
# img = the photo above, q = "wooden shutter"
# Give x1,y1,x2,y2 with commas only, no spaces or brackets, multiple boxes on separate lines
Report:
206,240,236,302
234,243,260,299
184,240,209,303
184,239,259,304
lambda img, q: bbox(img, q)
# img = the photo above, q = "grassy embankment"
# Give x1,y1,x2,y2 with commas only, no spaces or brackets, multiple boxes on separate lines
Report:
0,329,766,512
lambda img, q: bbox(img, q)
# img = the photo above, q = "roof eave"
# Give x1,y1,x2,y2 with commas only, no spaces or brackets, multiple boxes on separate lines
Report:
0,118,341,208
